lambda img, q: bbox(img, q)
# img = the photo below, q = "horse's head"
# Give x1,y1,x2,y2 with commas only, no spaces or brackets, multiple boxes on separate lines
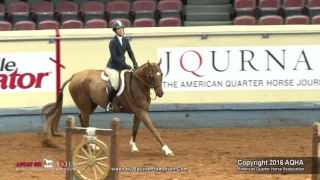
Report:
140,58,164,97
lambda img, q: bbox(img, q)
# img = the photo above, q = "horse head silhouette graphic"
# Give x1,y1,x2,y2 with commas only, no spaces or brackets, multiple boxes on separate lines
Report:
42,156,53,168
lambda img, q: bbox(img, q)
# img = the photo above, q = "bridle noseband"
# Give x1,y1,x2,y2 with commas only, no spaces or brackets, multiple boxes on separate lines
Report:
147,68,162,89
131,65,162,100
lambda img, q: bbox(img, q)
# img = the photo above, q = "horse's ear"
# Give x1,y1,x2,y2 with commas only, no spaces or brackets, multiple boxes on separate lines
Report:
147,60,150,66
158,58,162,66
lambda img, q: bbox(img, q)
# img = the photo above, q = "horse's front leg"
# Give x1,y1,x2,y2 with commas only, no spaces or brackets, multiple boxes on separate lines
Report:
130,115,140,152
137,110,174,156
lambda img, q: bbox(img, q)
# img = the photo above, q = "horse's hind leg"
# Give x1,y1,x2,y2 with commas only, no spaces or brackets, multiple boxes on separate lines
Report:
79,113,90,127
78,102,98,128
137,111,174,157
78,102,98,151
78,113,84,127
130,115,140,152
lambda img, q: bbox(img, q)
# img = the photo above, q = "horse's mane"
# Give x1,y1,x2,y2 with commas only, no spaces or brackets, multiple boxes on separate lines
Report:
136,61,159,70
137,63,148,69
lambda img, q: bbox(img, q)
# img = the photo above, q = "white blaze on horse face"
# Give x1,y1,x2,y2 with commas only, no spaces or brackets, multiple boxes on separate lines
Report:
130,136,139,152
156,72,161,76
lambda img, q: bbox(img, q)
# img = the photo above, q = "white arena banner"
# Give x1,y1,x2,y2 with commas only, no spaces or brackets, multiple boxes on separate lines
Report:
158,46,320,92
0,52,56,93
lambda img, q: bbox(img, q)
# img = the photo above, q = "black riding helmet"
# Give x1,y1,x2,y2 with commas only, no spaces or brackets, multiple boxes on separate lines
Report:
112,20,125,32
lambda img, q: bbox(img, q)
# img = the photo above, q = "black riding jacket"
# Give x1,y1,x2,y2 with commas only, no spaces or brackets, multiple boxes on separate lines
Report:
107,35,138,71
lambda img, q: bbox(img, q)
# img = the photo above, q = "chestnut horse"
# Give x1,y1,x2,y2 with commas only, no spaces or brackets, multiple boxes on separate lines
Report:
41,59,174,156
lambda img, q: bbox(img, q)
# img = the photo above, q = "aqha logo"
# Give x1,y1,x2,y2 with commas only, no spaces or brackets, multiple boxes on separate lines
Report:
0,57,53,91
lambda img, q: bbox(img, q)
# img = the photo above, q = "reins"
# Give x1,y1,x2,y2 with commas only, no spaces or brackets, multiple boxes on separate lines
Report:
129,64,162,101
131,70,158,100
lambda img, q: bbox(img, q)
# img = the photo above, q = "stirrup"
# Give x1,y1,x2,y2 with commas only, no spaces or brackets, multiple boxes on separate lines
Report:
106,103,113,112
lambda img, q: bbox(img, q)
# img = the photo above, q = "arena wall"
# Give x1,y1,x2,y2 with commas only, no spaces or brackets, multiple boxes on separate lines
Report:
1,25,320,133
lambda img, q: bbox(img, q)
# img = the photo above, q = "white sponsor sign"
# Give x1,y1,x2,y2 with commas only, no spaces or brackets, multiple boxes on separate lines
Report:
158,46,320,91
0,52,56,93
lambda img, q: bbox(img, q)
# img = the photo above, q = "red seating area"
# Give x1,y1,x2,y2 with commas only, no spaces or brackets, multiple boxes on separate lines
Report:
0,0,317,30
233,0,320,25
0,0,183,31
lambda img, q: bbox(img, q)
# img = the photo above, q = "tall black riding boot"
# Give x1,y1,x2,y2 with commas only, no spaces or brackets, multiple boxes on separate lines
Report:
106,85,117,112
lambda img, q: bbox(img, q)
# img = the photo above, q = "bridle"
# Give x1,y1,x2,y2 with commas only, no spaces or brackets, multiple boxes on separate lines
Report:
130,65,163,100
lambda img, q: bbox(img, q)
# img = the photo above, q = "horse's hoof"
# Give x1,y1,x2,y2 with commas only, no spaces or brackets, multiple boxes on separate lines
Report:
162,145,174,157
131,149,139,153
166,152,175,157
41,139,58,148
130,142,139,152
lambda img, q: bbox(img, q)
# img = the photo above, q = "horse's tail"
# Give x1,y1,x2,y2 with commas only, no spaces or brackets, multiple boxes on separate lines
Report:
41,75,74,148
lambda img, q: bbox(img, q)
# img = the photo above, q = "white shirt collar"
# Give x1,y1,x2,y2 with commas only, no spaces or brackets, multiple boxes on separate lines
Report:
117,35,123,45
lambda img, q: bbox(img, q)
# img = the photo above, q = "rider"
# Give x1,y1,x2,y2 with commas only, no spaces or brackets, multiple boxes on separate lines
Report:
105,20,139,112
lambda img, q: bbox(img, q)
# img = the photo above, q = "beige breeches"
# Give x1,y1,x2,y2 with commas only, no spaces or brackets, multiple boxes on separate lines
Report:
104,68,120,90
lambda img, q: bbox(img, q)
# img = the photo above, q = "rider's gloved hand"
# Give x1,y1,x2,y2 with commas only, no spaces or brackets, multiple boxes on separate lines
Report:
133,62,138,70
126,64,132,70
